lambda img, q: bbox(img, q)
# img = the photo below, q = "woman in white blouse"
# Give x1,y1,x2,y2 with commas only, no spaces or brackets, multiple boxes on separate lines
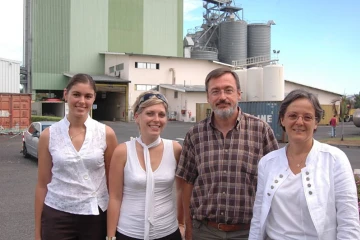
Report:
249,89,360,240
35,74,118,240
106,90,184,240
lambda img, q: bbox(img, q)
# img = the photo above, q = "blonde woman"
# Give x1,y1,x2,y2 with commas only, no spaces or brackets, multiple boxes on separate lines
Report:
107,90,184,240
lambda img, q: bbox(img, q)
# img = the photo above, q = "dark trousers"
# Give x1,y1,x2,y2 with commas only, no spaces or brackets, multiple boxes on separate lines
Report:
41,204,107,240
116,228,182,240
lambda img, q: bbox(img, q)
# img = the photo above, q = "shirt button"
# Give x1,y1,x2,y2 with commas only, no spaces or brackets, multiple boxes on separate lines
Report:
307,184,311,187
223,170,227,174
224,149,228,153
221,212,224,215
223,192,226,194
279,174,283,178
306,177,310,181
309,191,313,195
306,171,309,175
274,180,278,183
84,175,89,180
267,193,271,196
271,186,274,189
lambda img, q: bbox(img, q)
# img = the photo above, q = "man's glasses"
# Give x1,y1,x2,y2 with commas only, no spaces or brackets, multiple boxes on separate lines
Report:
286,113,317,122
135,93,168,113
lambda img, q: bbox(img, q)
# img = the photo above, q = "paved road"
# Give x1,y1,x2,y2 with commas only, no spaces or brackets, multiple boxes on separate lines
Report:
0,121,359,239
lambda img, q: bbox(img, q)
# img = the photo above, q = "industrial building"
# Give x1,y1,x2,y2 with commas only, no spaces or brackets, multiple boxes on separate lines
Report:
23,0,183,99
0,58,21,93
23,0,342,123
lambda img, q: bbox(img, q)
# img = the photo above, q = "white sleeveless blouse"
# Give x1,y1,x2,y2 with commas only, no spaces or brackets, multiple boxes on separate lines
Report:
44,116,108,215
117,138,178,239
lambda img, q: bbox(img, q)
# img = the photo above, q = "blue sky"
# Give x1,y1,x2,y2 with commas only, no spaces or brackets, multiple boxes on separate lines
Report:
184,0,360,95
1,0,359,95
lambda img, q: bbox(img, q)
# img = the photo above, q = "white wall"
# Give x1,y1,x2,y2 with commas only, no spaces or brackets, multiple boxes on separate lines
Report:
285,81,341,105
161,88,207,122
104,54,224,121
0,58,20,93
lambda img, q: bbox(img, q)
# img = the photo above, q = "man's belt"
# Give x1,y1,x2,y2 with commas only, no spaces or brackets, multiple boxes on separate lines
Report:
206,221,250,232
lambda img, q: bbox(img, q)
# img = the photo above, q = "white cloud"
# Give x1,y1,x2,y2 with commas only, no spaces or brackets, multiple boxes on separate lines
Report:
184,0,203,21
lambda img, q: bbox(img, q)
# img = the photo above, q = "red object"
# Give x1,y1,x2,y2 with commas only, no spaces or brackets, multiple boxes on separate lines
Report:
0,93,31,131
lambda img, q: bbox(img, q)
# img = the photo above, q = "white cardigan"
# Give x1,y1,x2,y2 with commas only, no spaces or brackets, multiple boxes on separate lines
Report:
249,140,360,240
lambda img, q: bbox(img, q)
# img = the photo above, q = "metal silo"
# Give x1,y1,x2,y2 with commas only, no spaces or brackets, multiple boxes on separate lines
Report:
246,67,263,101
247,23,271,60
218,20,247,65
263,65,284,101
191,49,218,61
234,69,247,101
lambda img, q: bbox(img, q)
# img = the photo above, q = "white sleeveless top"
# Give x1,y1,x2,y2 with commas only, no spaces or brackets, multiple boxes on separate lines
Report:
117,139,178,239
44,116,108,215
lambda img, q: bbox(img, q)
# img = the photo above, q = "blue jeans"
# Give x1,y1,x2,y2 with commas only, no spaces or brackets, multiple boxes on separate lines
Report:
331,126,336,137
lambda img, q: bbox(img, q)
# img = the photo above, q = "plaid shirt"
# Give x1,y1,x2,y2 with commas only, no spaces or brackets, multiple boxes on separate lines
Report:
176,109,279,224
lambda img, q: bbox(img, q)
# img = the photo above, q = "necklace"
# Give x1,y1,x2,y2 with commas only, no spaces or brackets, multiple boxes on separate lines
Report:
287,148,307,168
70,130,85,141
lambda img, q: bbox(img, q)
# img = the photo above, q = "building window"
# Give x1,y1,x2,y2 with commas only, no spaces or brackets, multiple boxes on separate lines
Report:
135,62,160,70
109,66,115,73
174,91,178,98
135,84,158,91
116,63,124,71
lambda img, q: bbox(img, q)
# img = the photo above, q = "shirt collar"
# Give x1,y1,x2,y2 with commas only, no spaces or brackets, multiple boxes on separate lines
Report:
63,114,92,129
208,107,242,130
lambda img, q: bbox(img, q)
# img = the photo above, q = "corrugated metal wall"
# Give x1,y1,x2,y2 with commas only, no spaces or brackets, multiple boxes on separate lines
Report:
0,59,20,93
108,0,144,54
32,0,108,90
0,93,31,133
32,0,71,90
69,0,108,74
143,0,182,57
108,0,183,57
238,101,286,142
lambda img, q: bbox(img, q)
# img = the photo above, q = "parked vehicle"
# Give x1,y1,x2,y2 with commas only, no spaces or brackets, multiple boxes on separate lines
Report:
22,121,56,158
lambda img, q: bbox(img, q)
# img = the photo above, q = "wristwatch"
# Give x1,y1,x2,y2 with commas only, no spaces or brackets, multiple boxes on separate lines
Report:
106,237,116,240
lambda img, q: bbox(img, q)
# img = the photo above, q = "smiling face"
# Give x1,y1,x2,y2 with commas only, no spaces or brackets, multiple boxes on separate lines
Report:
135,103,167,139
281,98,318,144
207,73,241,119
64,82,95,119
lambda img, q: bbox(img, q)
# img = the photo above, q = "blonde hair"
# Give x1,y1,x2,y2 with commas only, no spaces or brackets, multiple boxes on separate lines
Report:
132,90,168,115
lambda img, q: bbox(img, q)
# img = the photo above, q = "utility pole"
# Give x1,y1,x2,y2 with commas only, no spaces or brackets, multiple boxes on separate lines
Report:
24,0,32,94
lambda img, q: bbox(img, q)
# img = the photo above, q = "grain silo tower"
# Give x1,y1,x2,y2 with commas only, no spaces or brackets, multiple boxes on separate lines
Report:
247,67,263,101
218,4,247,65
247,20,275,61
263,64,284,101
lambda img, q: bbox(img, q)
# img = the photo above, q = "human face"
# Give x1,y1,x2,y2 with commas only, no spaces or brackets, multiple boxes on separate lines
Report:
64,83,95,118
135,103,167,139
207,73,241,119
281,98,318,144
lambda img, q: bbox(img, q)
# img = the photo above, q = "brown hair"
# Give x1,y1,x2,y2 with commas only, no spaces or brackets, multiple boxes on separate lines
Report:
205,67,240,92
66,74,97,92
278,89,323,131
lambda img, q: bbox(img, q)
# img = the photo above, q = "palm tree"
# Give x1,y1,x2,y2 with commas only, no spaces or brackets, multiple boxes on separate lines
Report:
331,95,351,141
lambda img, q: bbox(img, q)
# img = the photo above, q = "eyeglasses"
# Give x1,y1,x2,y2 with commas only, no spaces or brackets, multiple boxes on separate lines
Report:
286,113,317,122
135,93,168,113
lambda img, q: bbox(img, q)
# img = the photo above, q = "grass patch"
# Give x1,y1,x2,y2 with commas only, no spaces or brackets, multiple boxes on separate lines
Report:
320,136,360,146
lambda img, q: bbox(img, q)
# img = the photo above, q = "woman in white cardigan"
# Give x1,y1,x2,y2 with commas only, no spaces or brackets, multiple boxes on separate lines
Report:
249,89,360,240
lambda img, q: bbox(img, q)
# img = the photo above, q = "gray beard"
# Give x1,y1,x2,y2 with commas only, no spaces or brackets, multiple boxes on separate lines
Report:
214,106,235,119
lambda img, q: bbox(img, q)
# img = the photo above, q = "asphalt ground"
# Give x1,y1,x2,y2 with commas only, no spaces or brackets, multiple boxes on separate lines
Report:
0,121,359,239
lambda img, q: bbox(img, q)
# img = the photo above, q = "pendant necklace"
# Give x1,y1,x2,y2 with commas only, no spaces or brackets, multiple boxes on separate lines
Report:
70,130,85,141
287,148,307,168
